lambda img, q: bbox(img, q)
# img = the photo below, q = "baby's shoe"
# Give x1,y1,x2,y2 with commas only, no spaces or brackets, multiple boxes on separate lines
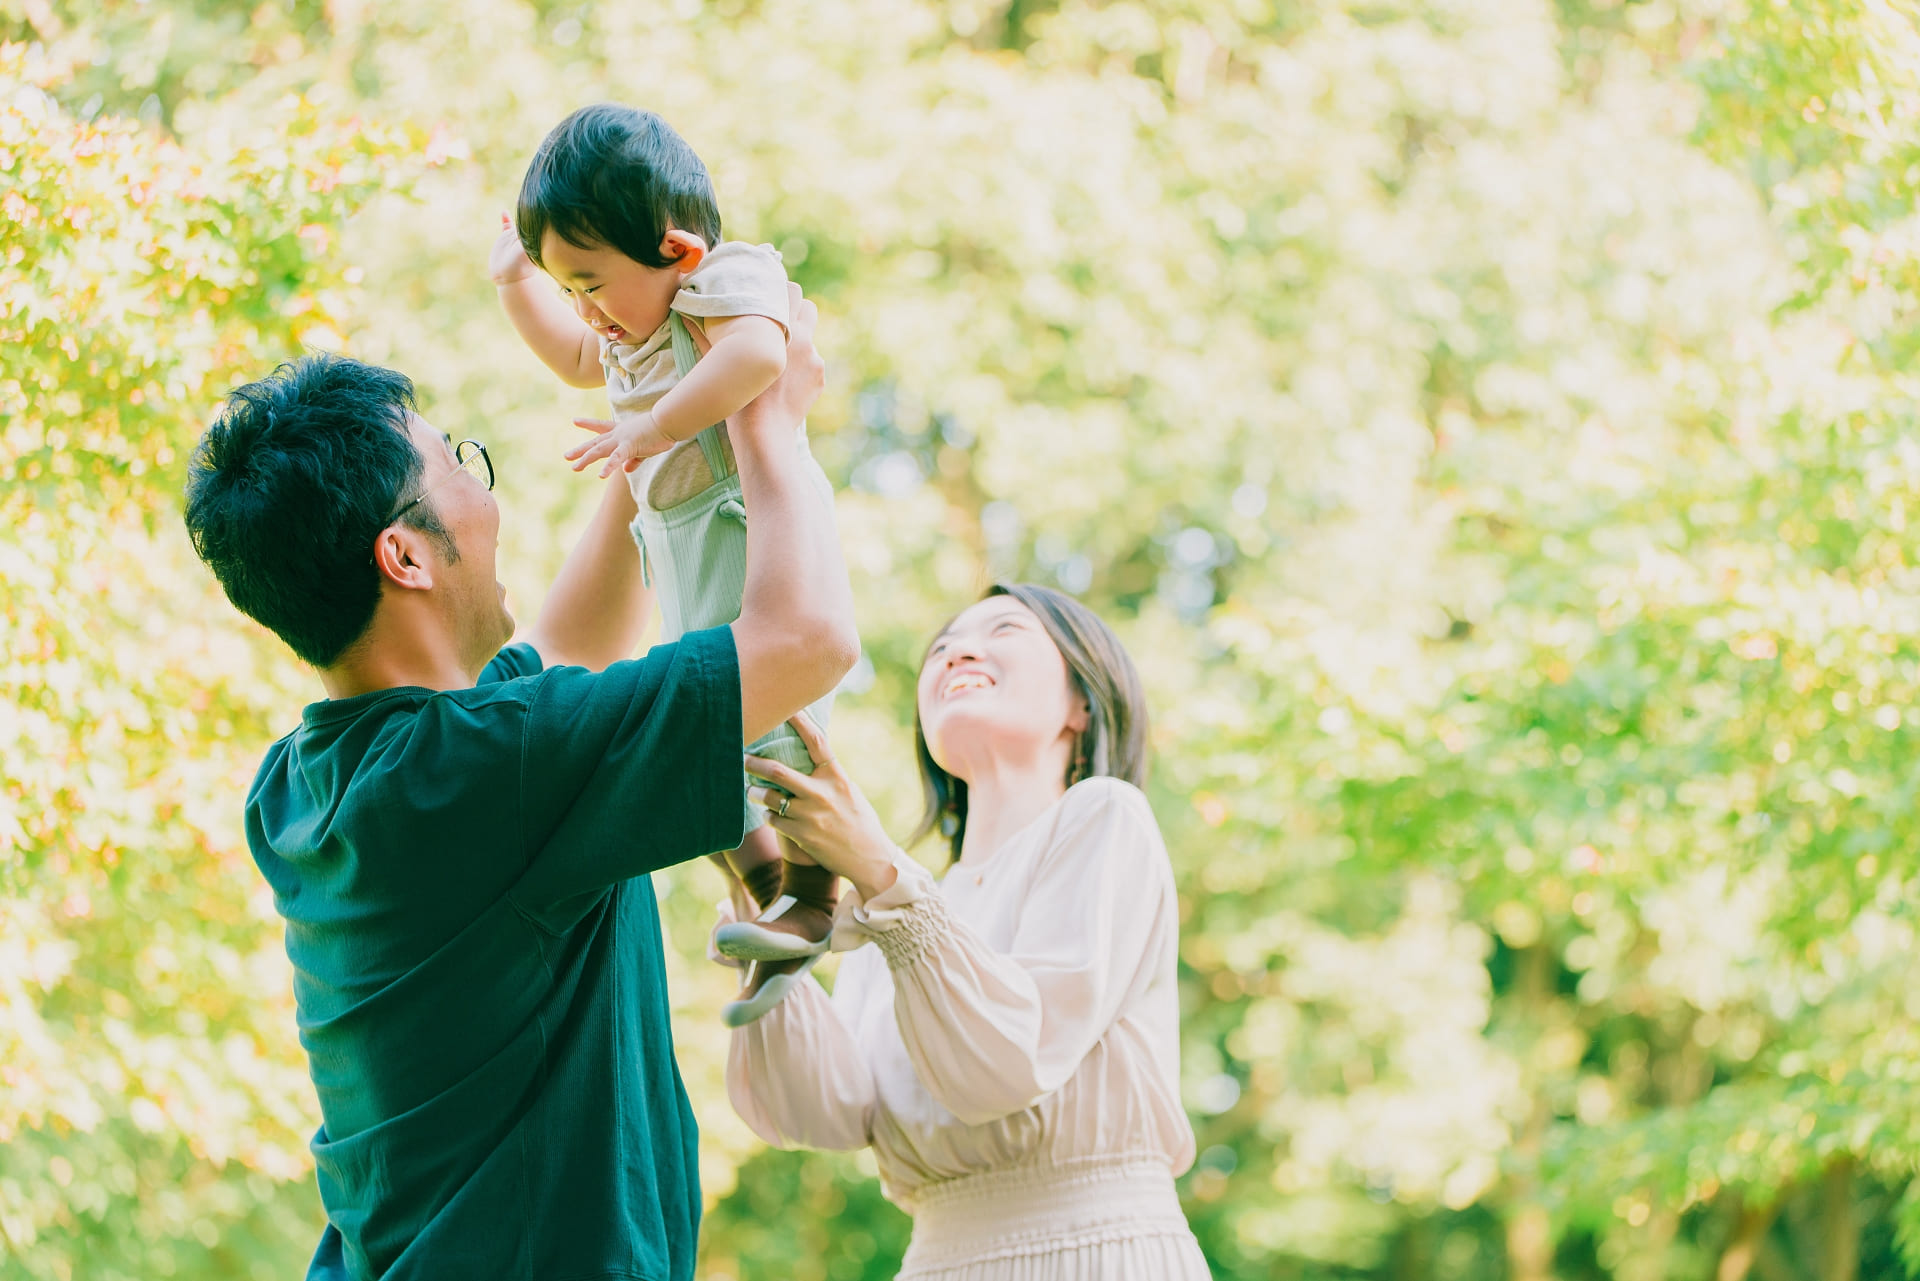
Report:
713,862,837,961
721,954,820,1028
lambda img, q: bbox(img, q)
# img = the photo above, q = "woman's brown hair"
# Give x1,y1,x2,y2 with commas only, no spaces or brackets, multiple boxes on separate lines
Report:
911,583,1149,863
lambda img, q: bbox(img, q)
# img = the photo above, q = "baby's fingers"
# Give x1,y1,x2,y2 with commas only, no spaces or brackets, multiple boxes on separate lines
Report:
565,435,616,463
569,438,618,472
565,419,614,460
596,442,639,479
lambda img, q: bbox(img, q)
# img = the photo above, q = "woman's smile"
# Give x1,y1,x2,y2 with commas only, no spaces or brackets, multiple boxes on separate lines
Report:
941,668,994,700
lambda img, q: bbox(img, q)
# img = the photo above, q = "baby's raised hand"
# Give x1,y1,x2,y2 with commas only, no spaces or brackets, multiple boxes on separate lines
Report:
489,212,537,287
565,411,676,477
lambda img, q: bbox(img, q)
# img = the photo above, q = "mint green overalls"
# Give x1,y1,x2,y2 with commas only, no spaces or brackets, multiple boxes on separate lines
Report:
629,312,836,833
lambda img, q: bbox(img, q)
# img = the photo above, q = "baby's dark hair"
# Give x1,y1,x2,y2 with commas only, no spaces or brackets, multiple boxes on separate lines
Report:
517,105,723,270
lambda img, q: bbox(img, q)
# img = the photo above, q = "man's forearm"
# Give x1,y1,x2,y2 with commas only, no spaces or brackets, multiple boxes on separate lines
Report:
734,420,851,639
523,476,649,670
732,413,857,729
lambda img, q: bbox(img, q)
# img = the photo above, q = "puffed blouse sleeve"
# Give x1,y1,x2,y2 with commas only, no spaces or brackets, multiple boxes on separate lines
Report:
724,908,880,1152
836,778,1174,1127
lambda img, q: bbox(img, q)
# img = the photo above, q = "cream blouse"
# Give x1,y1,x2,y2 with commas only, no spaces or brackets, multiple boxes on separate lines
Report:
725,777,1196,1212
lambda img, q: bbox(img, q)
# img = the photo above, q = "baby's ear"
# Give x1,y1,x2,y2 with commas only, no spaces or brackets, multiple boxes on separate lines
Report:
662,229,707,275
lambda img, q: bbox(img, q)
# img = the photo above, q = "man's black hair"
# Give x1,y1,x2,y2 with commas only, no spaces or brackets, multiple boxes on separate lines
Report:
184,353,456,669
516,104,723,270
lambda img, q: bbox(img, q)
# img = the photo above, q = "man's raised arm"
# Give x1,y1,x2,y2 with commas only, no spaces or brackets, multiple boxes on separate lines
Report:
522,476,650,671
731,285,859,744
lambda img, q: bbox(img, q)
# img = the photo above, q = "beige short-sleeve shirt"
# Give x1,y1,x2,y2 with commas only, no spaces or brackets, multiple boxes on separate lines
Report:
600,241,790,420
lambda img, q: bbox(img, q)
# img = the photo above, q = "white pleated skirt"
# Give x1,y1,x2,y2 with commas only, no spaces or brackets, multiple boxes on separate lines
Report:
895,1156,1212,1281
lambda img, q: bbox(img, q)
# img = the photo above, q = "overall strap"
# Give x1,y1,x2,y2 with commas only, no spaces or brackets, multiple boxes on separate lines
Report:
668,311,735,482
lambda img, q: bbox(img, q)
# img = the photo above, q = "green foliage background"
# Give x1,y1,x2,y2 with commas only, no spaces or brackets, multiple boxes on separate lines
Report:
4,1,1920,1278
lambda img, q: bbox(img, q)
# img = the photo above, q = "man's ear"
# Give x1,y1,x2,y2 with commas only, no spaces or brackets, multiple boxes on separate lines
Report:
662,229,707,276
371,523,439,592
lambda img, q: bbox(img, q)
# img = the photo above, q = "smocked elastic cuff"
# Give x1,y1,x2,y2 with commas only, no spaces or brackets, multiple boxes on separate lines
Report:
830,850,940,960
869,891,951,971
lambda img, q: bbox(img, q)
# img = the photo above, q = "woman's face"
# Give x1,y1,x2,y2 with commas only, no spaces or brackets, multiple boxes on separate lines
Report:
917,596,1087,783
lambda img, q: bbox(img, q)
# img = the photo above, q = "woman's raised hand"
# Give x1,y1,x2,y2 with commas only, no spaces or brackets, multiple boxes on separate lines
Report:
746,713,901,903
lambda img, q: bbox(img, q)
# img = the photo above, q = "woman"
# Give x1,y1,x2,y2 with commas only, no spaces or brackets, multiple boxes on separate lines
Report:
718,584,1210,1280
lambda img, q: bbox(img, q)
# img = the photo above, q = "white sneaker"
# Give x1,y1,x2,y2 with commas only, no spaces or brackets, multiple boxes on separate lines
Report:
721,954,821,1028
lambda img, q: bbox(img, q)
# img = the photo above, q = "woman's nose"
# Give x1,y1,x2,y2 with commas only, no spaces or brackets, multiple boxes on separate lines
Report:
942,638,983,667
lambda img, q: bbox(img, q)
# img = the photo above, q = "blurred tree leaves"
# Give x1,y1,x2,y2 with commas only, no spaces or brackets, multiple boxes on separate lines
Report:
0,41,433,1277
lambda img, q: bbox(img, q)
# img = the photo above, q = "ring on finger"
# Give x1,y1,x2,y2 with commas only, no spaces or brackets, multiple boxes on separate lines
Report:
777,795,792,818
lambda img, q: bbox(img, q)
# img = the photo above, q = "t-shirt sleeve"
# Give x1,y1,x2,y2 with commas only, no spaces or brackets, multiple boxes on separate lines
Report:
508,626,746,923
670,242,790,335
481,641,543,684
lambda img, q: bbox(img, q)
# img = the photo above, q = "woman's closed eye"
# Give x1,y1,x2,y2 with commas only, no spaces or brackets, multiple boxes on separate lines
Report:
929,620,1021,659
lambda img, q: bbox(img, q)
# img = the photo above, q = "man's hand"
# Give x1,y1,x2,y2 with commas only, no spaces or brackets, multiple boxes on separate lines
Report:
490,212,538,287
735,284,824,437
566,410,676,477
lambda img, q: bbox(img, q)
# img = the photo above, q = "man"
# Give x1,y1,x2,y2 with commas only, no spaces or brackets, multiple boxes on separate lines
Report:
183,287,856,1279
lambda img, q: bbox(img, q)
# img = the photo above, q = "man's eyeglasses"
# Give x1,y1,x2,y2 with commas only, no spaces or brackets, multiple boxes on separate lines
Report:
387,440,494,525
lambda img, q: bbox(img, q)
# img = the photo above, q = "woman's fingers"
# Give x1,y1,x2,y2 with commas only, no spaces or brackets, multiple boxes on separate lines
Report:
744,754,811,795
785,711,831,765
747,784,807,828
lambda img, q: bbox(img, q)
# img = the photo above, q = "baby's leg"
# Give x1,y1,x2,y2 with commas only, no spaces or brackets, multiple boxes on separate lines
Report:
717,826,830,905
717,830,840,1026
713,828,838,961
717,826,785,911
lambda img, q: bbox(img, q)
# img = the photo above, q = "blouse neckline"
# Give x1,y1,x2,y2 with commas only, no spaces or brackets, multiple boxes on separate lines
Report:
949,782,1082,883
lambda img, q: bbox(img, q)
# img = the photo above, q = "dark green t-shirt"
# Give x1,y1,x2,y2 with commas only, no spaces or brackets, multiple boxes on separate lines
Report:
245,628,745,1281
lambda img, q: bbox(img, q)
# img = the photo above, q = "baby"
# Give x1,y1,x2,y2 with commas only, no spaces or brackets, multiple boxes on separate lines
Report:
490,104,839,1025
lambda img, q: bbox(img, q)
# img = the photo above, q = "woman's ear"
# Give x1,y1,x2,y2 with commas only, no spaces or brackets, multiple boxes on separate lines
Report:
662,229,707,276
1067,697,1092,734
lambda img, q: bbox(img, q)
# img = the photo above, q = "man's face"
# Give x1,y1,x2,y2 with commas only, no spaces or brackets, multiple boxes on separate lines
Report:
404,415,514,673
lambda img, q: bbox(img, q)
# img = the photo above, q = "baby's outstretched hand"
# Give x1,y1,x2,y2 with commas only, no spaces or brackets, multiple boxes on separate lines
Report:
489,213,537,287
566,412,675,477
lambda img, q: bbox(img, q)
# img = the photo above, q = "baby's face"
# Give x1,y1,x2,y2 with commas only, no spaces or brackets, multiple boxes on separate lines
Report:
539,231,680,344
